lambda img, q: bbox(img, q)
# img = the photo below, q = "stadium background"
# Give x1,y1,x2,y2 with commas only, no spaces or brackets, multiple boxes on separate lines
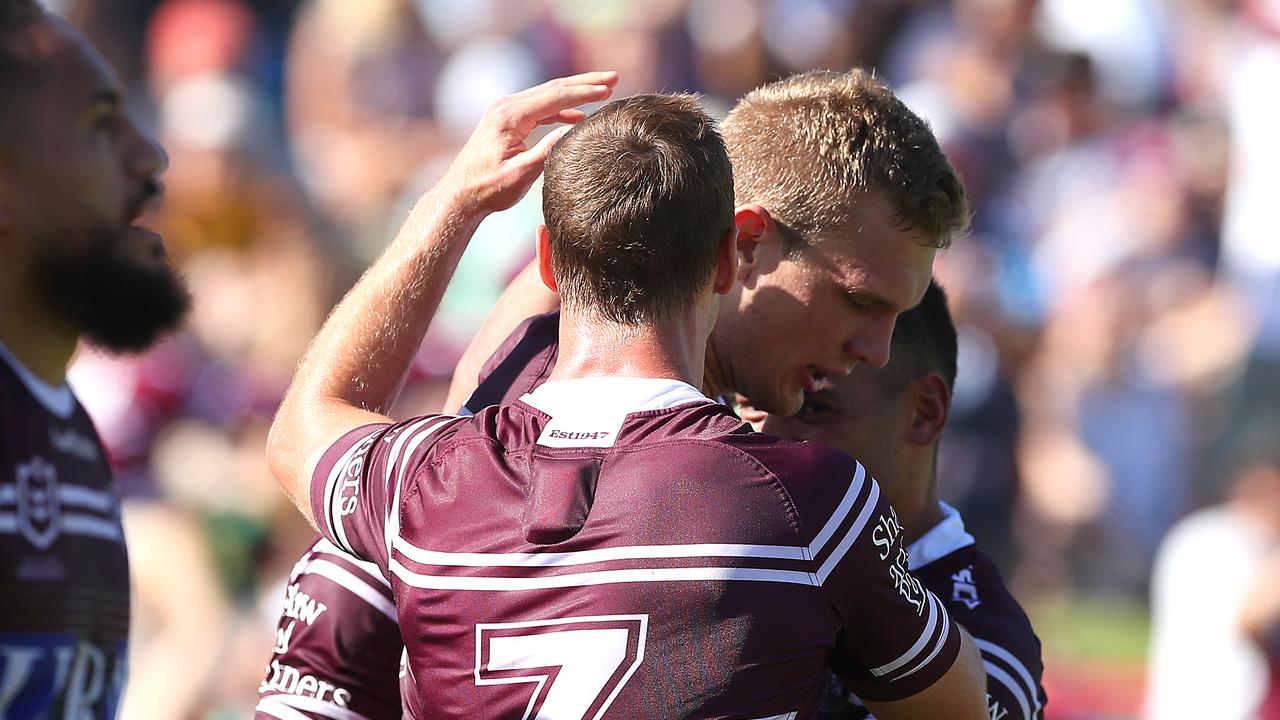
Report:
43,0,1280,717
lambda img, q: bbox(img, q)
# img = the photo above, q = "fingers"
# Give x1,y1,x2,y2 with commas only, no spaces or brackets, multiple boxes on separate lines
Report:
536,108,589,126
502,71,619,131
522,125,574,167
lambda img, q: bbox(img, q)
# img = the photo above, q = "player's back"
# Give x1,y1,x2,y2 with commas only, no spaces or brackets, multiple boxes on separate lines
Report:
318,377,958,719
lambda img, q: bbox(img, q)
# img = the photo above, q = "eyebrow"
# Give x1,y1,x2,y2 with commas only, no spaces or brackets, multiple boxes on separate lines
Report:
845,287,898,312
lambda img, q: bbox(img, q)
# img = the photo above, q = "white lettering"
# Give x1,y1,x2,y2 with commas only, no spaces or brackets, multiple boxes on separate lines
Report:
871,508,904,560
281,584,328,626
273,621,295,654
63,642,106,720
260,661,354,709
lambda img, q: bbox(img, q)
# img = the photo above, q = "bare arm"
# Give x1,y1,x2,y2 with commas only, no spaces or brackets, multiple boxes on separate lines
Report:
266,72,618,523
862,628,988,720
441,259,559,412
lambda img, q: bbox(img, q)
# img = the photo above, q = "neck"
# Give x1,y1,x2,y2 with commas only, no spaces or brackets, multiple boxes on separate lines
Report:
549,308,708,388
701,337,732,400
0,284,79,385
897,457,946,546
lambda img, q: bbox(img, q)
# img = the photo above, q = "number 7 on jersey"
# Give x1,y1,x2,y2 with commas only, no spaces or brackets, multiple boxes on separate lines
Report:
474,615,649,719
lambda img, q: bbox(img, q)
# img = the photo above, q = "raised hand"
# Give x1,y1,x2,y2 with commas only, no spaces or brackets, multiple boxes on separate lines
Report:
443,71,619,215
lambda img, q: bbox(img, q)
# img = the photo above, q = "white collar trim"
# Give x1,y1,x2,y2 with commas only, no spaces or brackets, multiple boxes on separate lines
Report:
906,502,975,570
520,377,712,447
0,341,75,419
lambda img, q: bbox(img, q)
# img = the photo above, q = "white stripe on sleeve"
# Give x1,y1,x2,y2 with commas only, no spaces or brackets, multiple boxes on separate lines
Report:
383,417,459,563
977,638,1042,716
807,463,866,557
303,558,396,622
322,429,382,555
816,479,880,583
984,661,1034,720
870,591,942,678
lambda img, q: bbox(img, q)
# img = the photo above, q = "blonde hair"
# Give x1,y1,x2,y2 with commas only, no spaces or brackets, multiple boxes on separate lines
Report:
722,69,968,249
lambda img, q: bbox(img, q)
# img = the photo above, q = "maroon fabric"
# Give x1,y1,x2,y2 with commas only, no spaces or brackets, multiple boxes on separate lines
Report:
820,543,1047,719
255,538,402,719
463,310,560,415
309,395,960,718
0,353,128,718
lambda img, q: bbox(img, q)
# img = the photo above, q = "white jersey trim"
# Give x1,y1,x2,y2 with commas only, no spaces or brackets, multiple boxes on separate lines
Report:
394,537,808,568
382,416,462,564
984,662,1034,720
0,341,75,419
321,428,383,556
976,638,1043,717
906,502,976,570
869,591,945,679
255,693,373,720
0,483,116,513
390,558,817,591
815,477,879,583
0,511,122,541
303,558,396,622
520,377,713,448
808,463,867,557
310,539,390,589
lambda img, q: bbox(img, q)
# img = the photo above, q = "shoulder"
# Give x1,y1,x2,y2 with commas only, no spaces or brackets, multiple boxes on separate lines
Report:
293,538,397,615
920,545,1046,717
718,433,869,544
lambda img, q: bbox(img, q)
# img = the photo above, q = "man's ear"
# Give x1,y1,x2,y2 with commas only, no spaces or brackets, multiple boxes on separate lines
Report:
907,373,951,446
713,225,738,296
535,225,558,293
733,204,776,283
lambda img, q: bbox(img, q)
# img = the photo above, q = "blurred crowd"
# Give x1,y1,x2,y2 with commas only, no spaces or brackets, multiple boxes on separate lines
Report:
46,0,1280,716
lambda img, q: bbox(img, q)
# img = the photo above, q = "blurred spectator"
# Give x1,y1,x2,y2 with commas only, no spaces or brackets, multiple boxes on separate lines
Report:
1146,428,1280,719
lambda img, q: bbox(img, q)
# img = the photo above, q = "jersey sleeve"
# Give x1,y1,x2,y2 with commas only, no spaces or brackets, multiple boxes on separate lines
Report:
814,464,963,703
255,539,403,720
309,415,458,570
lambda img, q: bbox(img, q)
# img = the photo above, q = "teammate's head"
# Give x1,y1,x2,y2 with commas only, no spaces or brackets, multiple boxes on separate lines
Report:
711,69,967,416
0,4,189,353
741,281,957,527
539,93,735,326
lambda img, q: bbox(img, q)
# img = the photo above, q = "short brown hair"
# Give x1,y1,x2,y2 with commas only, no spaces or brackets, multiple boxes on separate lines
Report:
542,93,734,325
722,69,968,250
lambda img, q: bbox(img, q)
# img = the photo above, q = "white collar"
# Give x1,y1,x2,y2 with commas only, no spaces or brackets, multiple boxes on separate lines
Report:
0,341,75,419
906,502,975,570
520,377,712,447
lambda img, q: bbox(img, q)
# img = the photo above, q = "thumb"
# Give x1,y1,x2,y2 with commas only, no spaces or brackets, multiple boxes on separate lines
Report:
525,124,574,165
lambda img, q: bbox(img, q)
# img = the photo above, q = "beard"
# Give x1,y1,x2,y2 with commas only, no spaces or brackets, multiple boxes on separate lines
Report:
32,225,192,354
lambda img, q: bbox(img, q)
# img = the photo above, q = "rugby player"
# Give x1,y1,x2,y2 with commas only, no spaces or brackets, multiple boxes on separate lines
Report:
740,281,1048,720
266,77,987,718
257,68,974,719
0,2,190,716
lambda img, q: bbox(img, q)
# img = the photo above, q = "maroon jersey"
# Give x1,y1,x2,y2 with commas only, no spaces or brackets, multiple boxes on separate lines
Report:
0,344,128,718
256,312,567,717
311,377,962,718
819,504,1046,719
255,538,403,720
462,311,561,415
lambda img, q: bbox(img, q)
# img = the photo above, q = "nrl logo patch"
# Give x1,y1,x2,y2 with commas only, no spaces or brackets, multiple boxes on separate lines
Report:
16,456,62,550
